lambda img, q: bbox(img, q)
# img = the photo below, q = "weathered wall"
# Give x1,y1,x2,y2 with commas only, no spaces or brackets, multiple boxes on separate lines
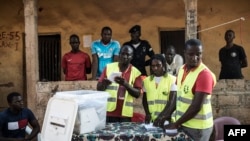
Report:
0,0,24,109
36,79,250,128
0,0,250,108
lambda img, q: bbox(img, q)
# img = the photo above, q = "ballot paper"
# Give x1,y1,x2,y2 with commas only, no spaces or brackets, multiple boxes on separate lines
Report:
163,120,177,135
165,129,178,135
142,123,158,131
79,108,100,134
164,120,169,125
108,72,122,82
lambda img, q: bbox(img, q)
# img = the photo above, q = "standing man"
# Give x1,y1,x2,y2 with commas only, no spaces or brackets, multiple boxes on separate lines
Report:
91,26,121,80
123,25,155,76
219,29,248,79
62,34,91,81
97,45,142,122
164,45,183,76
164,39,216,141
0,92,40,140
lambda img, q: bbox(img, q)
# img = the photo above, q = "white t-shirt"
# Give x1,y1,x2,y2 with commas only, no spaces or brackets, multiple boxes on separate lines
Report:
166,54,183,76
143,76,177,92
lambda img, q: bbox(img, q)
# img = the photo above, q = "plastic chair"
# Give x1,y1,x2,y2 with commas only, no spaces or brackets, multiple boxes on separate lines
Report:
213,116,241,141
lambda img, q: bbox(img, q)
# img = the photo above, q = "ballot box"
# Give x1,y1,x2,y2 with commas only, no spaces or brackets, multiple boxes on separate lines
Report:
41,90,110,141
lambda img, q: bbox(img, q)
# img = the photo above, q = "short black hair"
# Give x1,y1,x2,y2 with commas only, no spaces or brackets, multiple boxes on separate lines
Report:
69,34,80,41
184,39,202,50
101,26,112,34
120,45,133,54
7,92,21,103
165,45,176,52
225,29,235,35
166,45,175,49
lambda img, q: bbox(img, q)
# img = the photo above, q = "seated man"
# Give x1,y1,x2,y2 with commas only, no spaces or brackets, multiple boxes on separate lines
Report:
0,92,40,141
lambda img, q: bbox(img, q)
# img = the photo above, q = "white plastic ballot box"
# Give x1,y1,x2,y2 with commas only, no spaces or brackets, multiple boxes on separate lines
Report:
41,97,78,141
42,90,110,139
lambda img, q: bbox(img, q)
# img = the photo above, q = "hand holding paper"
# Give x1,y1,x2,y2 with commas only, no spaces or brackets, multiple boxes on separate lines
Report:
108,72,122,83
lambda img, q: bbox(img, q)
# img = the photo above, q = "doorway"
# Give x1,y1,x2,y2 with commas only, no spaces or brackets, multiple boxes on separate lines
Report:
160,29,185,61
38,34,61,81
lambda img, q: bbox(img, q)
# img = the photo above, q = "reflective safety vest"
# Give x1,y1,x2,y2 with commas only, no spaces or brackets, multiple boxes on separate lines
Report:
143,74,176,121
106,62,141,117
176,63,216,129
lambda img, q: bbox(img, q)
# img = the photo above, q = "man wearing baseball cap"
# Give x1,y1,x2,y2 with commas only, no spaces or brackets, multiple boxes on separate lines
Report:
123,25,155,76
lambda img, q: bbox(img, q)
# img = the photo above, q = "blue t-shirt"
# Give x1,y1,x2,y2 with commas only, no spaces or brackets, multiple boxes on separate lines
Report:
91,39,120,77
0,108,36,138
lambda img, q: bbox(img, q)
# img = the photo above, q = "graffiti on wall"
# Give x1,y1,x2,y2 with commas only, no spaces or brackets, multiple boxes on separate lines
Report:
0,31,21,50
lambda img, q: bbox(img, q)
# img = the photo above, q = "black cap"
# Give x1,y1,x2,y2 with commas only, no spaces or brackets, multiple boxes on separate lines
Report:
129,25,141,33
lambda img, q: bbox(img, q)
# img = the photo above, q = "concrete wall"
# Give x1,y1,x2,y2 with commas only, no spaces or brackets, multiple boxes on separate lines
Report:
0,0,250,110
36,79,250,128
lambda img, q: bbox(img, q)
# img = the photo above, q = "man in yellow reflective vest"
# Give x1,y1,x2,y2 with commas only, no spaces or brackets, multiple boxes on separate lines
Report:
142,54,177,126
97,45,143,122
164,39,216,141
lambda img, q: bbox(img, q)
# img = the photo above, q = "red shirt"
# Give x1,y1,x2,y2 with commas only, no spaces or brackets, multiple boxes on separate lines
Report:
99,65,143,117
62,51,91,81
179,64,215,95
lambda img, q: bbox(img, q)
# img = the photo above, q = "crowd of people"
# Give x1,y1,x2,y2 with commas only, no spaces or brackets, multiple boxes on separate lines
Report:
0,26,248,141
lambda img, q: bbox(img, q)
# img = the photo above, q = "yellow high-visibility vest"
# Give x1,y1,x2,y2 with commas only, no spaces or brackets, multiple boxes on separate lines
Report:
176,63,216,129
106,62,141,117
143,74,176,121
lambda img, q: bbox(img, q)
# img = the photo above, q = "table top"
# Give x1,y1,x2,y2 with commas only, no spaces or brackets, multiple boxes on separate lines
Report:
72,122,193,141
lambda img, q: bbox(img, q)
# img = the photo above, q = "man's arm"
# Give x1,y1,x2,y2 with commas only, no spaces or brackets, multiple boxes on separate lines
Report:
142,92,151,123
96,68,111,91
25,120,40,141
167,92,208,129
62,54,67,75
240,47,248,68
157,91,177,119
85,55,92,74
91,54,98,80
153,91,177,127
114,76,140,98
241,58,248,68
113,41,120,62
113,55,119,62
145,42,155,66
97,79,111,91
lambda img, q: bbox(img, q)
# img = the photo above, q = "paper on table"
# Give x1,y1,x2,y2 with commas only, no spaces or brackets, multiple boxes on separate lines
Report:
108,72,122,82
164,120,169,125
142,123,158,131
165,129,178,134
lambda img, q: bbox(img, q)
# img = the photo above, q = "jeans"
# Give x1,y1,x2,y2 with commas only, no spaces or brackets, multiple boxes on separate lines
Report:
181,126,213,141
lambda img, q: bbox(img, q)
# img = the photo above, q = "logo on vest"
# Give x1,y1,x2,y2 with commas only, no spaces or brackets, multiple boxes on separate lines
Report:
184,85,189,94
